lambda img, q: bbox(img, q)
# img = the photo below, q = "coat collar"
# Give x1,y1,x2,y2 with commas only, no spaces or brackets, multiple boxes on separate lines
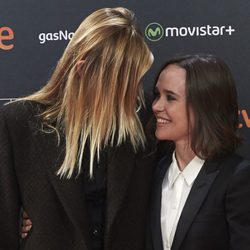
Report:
171,154,243,250
150,155,223,250
171,159,220,250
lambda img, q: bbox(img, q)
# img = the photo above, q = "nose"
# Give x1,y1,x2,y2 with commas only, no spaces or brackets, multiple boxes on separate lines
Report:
152,97,164,113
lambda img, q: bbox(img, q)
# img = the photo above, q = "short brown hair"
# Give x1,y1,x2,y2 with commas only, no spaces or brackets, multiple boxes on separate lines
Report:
155,54,241,160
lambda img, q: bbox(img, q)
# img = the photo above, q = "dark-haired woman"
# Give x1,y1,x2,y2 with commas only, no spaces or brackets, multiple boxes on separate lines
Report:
147,54,250,250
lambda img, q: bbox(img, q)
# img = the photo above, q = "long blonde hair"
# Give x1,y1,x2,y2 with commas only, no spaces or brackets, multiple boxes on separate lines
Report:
23,7,153,178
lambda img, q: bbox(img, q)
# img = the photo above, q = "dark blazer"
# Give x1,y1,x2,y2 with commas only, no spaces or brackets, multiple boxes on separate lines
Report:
0,101,157,250
146,152,250,250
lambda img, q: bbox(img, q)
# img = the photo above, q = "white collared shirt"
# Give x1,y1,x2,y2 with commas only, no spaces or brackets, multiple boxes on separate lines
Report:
161,152,204,250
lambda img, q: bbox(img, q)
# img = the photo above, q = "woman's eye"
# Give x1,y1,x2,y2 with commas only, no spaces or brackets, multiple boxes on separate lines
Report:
166,94,176,101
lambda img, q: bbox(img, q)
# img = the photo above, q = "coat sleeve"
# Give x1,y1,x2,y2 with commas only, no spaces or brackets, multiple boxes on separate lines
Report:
226,159,250,250
0,108,21,249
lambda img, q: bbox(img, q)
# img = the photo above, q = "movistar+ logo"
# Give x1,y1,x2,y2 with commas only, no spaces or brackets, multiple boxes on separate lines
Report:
145,23,164,42
145,23,236,42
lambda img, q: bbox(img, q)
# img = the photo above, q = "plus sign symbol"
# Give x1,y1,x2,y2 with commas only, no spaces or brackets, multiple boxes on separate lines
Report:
225,26,235,35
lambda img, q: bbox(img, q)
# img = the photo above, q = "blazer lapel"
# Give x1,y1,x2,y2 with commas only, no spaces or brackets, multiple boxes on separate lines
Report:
171,160,220,250
105,142,137,237
151,155,172,250
29,121,90,248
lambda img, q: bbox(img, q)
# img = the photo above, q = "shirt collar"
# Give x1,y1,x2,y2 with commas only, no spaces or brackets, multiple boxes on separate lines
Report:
167,152,204,187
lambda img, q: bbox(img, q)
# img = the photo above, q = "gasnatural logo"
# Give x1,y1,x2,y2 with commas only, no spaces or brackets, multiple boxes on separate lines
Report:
145,23,235,41
145,23,164,42
38,30,74,44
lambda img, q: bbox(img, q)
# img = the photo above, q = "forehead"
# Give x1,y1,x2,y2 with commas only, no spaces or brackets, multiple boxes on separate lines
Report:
156,64,186,92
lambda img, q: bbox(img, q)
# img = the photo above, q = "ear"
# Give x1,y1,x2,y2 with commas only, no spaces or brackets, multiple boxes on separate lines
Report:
76,60,85,76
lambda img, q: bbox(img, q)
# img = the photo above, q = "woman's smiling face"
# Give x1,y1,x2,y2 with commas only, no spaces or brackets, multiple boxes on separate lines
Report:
152,64,194,144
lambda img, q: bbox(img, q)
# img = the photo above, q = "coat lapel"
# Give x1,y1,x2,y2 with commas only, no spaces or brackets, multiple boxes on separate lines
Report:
151,155,172,250
29,121,90,248
105,142,157,238
104,142,137,236
171,160,220,250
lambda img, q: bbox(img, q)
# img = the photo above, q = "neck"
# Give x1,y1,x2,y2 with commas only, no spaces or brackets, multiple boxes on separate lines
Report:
175,142,195,171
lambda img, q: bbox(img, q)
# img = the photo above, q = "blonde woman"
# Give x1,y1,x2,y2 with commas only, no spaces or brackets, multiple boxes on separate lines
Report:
0,7,156,250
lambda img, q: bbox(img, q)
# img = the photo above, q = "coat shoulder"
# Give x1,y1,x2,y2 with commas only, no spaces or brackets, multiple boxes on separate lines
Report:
218,153,250,172
0,100,43,125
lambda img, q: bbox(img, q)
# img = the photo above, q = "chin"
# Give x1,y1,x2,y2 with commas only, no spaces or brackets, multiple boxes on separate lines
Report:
155,132,170,141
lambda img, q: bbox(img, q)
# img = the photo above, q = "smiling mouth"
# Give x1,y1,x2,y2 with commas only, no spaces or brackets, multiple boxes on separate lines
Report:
156,118,171,124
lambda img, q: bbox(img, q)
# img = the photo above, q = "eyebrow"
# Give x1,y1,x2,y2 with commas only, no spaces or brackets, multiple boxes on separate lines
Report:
154,86,180,97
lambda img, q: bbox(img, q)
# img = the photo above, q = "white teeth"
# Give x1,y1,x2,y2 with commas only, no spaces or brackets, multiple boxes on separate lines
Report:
157,118,170,124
